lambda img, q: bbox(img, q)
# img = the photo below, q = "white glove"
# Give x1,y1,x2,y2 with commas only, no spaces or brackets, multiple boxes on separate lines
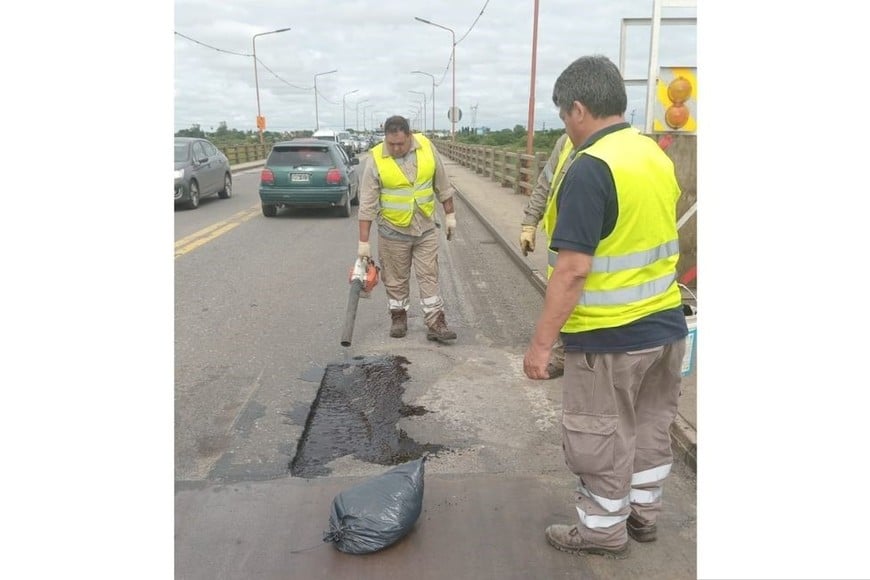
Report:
520,225,537,256
445,213,457,241
357,241,371,258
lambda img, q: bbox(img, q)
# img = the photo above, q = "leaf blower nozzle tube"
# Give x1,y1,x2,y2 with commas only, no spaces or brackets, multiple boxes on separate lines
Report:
340,279,363,347
340,257,380,347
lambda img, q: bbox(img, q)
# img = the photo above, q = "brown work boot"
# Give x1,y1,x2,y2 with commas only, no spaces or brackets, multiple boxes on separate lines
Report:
390,309,407,338
627,514,657,542
545,524,629,559
426,311,457,342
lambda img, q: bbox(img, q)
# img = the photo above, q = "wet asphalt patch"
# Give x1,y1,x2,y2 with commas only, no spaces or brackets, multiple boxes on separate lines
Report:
289,354,444,478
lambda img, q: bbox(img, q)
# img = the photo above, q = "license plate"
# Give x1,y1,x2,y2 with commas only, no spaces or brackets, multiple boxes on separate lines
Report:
291,173,309,182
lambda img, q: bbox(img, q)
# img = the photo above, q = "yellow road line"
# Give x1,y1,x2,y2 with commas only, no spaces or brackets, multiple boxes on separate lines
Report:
175,205,261,258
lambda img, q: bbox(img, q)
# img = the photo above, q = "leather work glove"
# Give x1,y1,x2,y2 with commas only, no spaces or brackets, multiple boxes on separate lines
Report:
357,241,371,259
445,213,457,241
520,225,537,256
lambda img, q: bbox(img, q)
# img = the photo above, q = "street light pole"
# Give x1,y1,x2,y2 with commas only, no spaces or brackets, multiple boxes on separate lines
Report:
409,90,427,133
526,0,540,155
355,98,369,132
252,27,291,145
411,70,437,133
342,89,359,132
361,104,371,131
407,106,423,130
414,17,456,139
314,69,338,131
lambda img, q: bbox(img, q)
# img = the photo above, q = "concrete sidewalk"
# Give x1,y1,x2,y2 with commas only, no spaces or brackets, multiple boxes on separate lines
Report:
440,156,698,472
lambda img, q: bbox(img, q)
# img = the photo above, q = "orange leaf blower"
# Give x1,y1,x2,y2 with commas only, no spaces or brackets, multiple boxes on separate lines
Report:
340,256,380,347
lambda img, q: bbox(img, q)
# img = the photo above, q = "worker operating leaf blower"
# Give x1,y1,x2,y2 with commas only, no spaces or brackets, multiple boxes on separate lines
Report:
340,256,380,347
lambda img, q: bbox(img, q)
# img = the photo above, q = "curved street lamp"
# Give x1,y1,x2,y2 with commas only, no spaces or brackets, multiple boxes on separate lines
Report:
409,90,427,133
314,69,338,131
342,89,359,132
414,17,456,139
252,27,292,145
411,70,437,133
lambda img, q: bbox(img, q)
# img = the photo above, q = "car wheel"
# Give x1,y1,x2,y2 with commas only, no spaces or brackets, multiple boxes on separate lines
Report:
262,203,277,217
337,187,351,218
350,184,359,206
218,173,232,199
186,181,200,210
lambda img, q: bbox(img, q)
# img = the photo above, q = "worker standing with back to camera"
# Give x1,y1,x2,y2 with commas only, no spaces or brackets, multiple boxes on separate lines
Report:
357,115,458,343
524,55,688,558
520,131,574,378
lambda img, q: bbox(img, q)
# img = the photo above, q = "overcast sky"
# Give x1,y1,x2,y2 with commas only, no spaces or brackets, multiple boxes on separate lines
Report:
174,0,696,134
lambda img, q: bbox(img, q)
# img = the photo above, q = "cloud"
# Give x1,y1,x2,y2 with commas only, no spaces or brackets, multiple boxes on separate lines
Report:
174,0,696,133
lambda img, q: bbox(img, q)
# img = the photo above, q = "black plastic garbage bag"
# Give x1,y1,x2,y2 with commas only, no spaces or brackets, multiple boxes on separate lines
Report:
323,456,426,554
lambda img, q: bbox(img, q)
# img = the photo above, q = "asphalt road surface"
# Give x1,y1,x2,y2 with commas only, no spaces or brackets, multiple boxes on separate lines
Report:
174,155,696,579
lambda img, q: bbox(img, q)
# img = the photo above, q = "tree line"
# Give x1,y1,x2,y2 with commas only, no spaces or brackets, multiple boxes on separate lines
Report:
175,121,566,153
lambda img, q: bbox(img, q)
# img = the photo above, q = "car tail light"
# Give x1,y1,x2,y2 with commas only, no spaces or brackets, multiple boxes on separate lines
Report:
260,168,275,185
326,168,342,185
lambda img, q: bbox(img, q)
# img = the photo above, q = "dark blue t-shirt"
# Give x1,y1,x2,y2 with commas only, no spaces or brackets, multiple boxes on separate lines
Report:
551,123,688,353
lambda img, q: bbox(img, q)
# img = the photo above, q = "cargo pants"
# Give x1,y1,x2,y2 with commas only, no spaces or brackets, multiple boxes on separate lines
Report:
561,339,685,547
377,227,444,328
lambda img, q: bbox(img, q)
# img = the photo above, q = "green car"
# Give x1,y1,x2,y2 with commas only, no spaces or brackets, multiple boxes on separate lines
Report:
258,139,360,218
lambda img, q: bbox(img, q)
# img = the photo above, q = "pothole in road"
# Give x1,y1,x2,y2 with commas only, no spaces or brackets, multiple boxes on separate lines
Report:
289,354,444,478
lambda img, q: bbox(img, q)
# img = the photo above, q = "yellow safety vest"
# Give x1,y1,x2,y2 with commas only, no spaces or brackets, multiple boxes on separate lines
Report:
542,127,682,332
541,136,575,238
371,133,436,227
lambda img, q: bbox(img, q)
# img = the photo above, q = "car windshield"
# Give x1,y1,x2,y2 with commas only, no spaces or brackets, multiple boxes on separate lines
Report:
174,142,191,162
269,147,333,167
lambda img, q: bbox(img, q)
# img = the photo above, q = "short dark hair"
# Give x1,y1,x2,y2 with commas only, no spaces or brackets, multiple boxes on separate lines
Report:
383,115,411,135
552,55,627,119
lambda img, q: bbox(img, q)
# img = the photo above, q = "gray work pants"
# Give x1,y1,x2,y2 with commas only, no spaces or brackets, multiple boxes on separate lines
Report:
561,339,685,547
378,228,444,327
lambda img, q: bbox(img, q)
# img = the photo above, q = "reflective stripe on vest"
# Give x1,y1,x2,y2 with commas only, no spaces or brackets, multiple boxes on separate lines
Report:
542,127,683,332
371,133,436,227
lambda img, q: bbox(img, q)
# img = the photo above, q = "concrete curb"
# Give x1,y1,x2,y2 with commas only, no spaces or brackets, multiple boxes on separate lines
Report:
454,185,698,473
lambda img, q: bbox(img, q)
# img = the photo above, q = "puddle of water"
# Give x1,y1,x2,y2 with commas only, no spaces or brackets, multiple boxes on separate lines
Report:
289,355,444,478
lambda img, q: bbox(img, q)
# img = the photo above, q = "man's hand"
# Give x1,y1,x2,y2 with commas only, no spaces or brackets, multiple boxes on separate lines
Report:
445,213,457,241
520,225,537,256
357,241,371,258
523,342,552,380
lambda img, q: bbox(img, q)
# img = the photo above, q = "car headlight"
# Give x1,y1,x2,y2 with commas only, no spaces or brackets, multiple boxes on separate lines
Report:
174,169,185,179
